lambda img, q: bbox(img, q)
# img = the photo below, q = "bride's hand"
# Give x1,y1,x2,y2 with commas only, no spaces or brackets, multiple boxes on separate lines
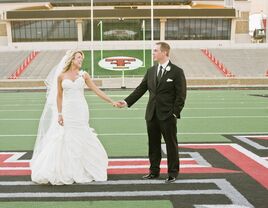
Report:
58,115,64,126
112,101,120,107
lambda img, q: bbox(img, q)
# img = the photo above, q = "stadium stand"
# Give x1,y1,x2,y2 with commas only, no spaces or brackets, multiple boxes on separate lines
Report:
19,50,67,79
210,49,268,77
0,51,30,79
170,49,224,78
1,49,268,81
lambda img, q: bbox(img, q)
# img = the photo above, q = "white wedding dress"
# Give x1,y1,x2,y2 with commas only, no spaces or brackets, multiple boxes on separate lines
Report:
31,71,108,185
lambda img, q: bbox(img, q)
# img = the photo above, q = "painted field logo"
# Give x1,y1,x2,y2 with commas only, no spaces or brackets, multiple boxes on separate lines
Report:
98,56,143,71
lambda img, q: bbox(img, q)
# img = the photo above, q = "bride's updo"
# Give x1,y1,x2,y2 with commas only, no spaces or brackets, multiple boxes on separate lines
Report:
62,50,84,73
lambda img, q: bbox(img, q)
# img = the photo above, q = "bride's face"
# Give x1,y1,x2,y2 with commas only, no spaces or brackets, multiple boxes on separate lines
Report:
72,52,84,68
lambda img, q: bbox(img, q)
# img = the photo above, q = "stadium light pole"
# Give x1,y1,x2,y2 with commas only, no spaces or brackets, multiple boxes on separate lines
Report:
97,20,103,60
142,20,146,67
91,0,94,79
150,0,154,66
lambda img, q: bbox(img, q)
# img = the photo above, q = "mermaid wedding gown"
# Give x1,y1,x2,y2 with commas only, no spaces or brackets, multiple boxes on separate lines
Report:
31,71,108,185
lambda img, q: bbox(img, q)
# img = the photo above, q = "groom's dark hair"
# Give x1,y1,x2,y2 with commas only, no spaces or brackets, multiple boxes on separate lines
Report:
156,42,170,56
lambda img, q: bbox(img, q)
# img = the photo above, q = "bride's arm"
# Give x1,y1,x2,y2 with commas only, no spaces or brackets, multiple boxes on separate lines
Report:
84,72,116,106
57,74,64,126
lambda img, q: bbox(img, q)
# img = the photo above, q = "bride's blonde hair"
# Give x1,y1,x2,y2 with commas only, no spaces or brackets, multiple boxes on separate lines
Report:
62,50,85,73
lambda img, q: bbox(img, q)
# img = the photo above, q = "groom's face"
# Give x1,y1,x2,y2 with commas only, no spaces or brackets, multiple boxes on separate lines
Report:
153,45,166,62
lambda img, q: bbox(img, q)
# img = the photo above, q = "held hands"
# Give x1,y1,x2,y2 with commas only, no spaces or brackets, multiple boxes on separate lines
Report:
112,100,127,108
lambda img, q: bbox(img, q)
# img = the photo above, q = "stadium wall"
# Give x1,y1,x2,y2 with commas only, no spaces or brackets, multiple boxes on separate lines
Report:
0,0,260,49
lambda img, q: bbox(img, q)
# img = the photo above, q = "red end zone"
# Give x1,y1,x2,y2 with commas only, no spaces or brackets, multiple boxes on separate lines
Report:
0,143,267,189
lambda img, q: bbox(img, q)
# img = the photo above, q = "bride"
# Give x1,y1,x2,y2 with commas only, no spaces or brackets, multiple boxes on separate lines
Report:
31,50,117,185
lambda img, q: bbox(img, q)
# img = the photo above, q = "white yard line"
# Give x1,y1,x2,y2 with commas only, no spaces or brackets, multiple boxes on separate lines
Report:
0,132,267,137
0,179,254,207
0,115,268,121
0,106,268,110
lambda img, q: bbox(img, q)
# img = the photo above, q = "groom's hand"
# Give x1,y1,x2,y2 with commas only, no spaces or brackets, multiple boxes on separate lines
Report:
115,100,127,108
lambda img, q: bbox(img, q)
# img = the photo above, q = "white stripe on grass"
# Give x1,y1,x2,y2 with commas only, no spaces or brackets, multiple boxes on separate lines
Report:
0,115,268,121
0,107,268,112
0,132,267,137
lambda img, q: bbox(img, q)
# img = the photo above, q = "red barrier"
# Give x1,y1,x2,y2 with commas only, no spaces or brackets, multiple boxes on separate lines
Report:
201,49,235,77
8,51,39,79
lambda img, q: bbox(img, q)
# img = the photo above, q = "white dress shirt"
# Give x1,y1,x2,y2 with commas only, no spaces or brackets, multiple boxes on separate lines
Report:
157,60,170,76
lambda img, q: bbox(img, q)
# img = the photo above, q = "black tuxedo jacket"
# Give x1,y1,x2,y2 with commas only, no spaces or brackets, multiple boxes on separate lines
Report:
125,61,186,121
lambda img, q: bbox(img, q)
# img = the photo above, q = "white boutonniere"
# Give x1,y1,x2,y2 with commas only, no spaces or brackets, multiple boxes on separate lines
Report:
166,78,173,82
165,66,171,72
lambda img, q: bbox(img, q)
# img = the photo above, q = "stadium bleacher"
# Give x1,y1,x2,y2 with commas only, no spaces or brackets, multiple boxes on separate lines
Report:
210,48,268,77
0,51,30,79
19,50,67,79
1,49,268,81
170,49,224,78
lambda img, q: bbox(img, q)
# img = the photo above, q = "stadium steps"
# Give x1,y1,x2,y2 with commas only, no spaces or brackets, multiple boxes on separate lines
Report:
170,49,224,78
0,51,30,79
19,50,66,79
210,49,268,77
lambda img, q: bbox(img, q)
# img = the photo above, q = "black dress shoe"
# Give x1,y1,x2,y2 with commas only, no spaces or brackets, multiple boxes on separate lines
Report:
142,173,159,179
165,176,176,183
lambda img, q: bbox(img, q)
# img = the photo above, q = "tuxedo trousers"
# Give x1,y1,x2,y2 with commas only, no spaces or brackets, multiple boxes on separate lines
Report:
146,113,179,177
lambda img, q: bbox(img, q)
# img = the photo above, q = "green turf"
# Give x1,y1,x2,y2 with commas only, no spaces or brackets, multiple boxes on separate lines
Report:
82,50,152,77
0,200,172,208
0,89,268,156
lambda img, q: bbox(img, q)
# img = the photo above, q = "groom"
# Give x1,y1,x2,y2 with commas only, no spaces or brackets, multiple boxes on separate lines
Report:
118,42,187,183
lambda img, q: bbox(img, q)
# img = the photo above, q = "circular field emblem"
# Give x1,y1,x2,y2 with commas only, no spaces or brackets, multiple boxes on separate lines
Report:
98,56,143,71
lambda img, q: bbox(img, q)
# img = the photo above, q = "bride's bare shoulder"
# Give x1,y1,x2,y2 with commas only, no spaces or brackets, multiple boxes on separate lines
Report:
82,71,90,79
57,72,65,81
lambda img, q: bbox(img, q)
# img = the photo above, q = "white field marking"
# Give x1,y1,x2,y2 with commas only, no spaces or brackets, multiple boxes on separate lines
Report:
108,158,193,161
178,143,268,168
0,110,42,112
242,135,268,138
0,153,199,171
0,191,222,198
234,136,268,150
0,156,192,163
0,119,39,121
0,167,29,170
0,164,204,171
0,95,263,101
0,98,252,101
0,104,44,107
1,107,268,112
0,95,146,100
0,179,254,207
1,115,268,121
1,100,268,106
89,116,268,119
180,143,235,146
0,134,36,137
0,95,140,99
230,143,268,168
0,99,45,101
161,147,211,167
0,179,231,186
0,108,142,111
0,132,268,137
4,152,28,163
107,164,204,169
195,205,252,208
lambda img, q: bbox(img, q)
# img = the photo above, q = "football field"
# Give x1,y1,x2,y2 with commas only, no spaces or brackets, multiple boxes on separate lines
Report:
0,89,267,208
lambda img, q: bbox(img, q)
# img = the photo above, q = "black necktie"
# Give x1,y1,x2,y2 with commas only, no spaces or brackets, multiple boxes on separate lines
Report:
157,65,163,84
